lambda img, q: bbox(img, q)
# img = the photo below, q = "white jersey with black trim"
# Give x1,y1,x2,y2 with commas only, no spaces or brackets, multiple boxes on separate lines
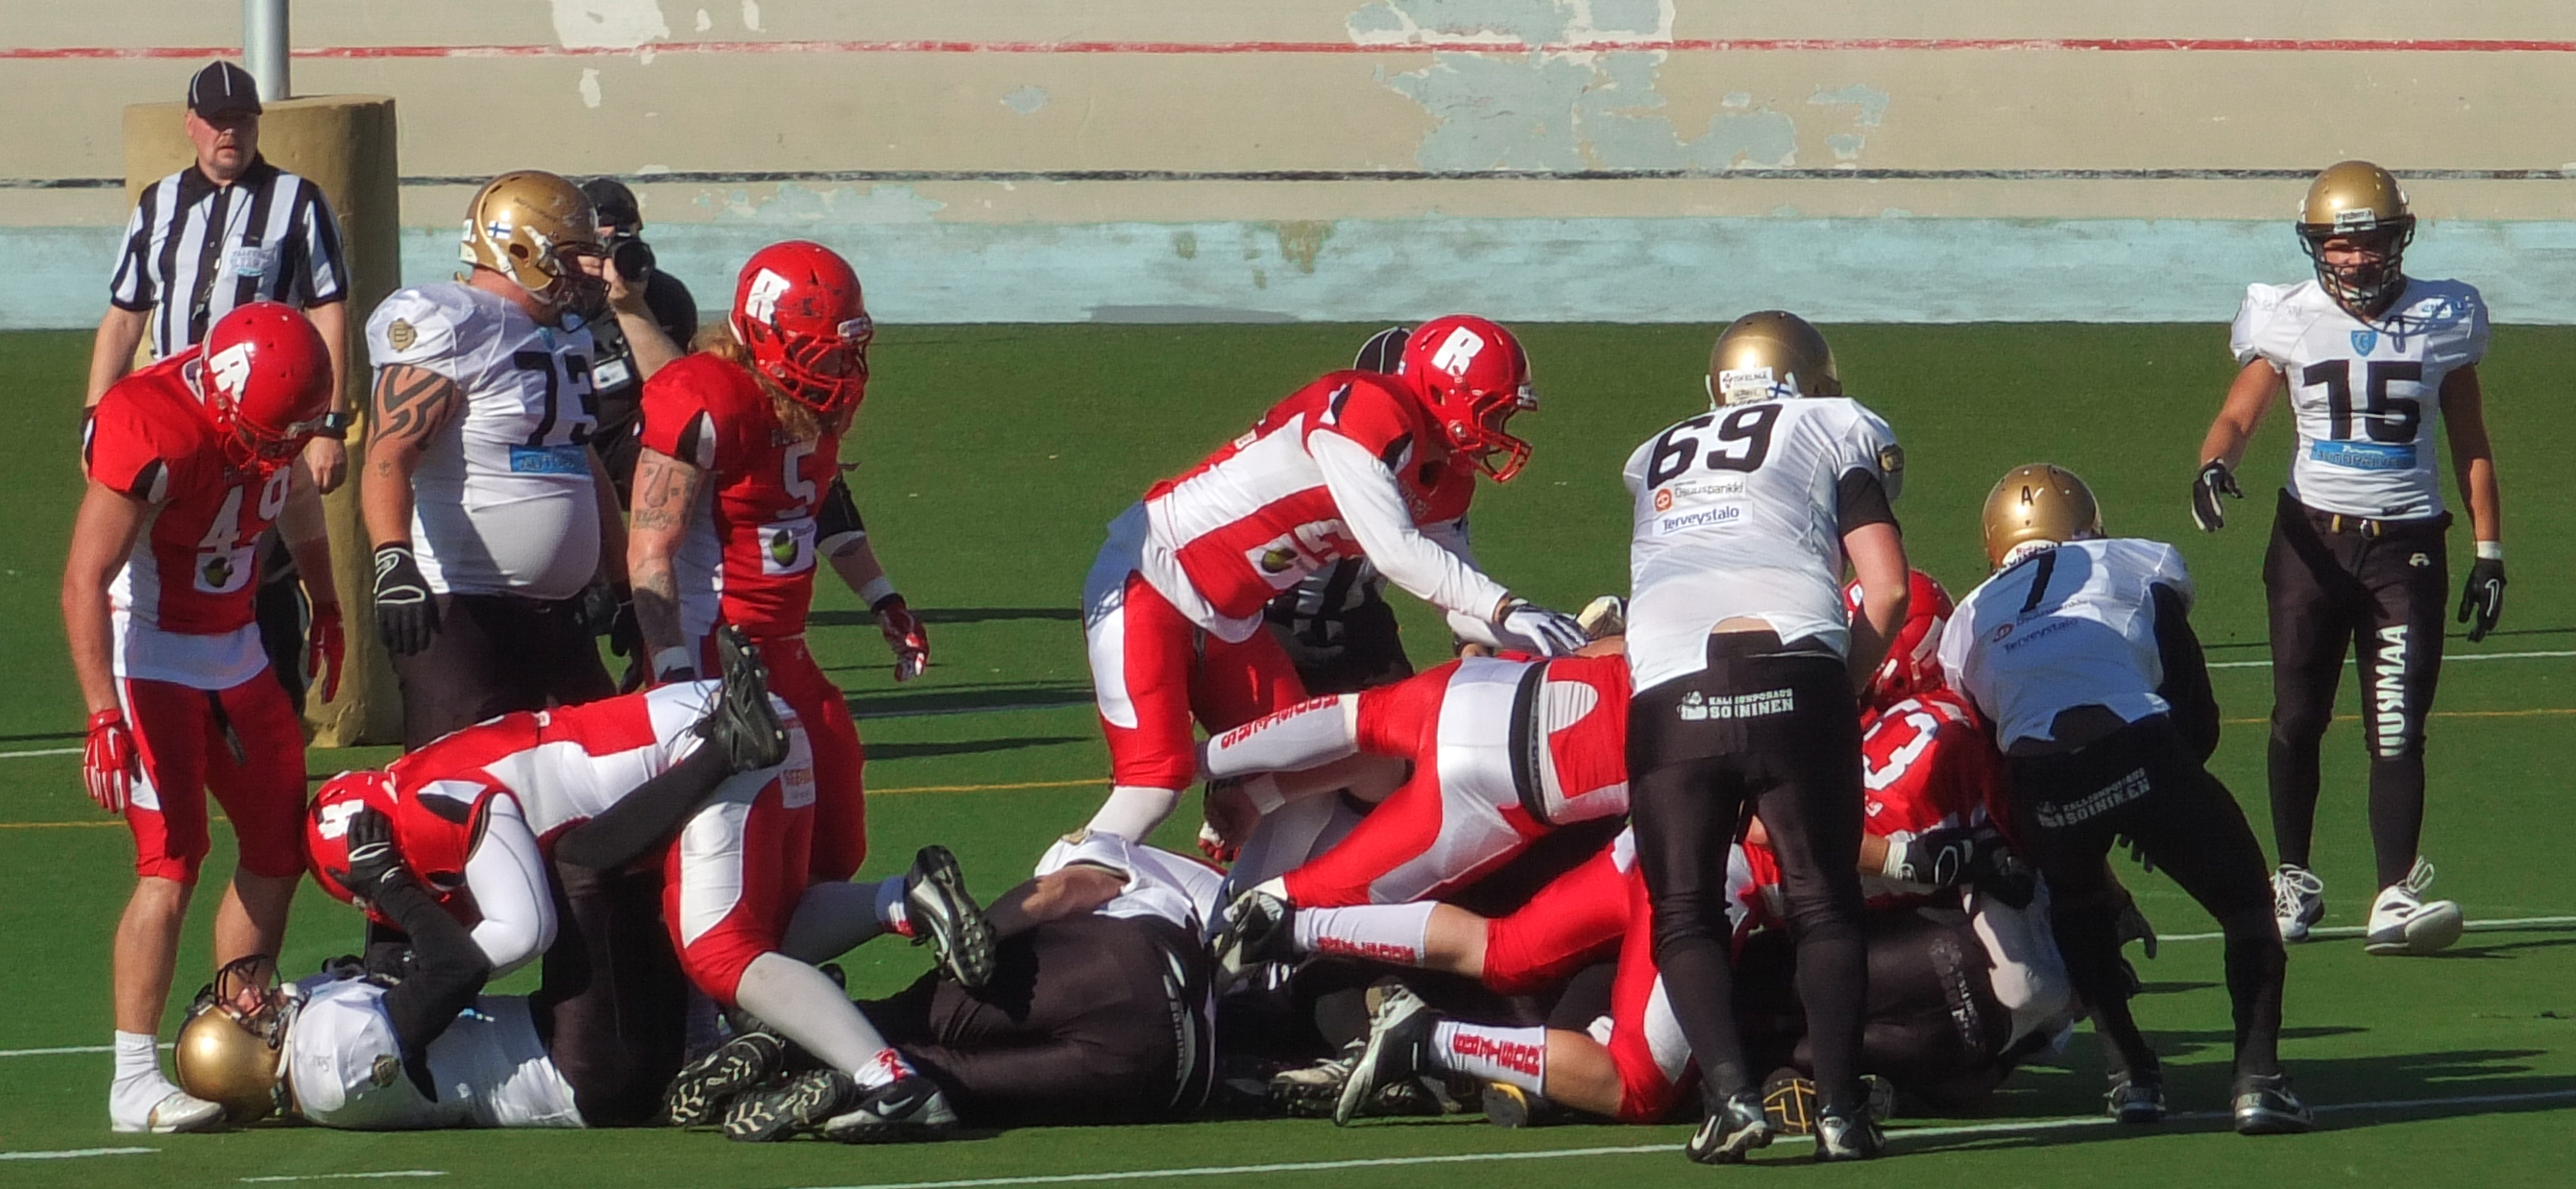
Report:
1938,538,2194,750
1622,396,1902,691
1035,832,1227,934
366,282,603,600
283,975,581,1130
2230,278,2487,521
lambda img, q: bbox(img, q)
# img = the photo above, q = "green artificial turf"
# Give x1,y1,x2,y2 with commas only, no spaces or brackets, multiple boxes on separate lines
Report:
0,323,2569,1186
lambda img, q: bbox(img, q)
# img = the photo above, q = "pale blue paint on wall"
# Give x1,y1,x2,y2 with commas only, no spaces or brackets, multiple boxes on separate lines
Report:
6,217,2572,328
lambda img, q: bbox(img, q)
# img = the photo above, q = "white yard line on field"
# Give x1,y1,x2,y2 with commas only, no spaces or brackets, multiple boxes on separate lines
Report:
239,1173,448,1183
2207,649,2575,669
2157,913,2576,943
0,1147,156,1161
794,1086,2576,1189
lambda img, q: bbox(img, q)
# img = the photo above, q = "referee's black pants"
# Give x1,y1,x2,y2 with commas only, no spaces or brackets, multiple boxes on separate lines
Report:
1629,632,1870,1117
2263,490,2450,889
2005,714,2283,1081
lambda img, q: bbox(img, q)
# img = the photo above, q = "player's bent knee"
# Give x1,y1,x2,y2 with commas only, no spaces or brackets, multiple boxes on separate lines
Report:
677,934,769,1007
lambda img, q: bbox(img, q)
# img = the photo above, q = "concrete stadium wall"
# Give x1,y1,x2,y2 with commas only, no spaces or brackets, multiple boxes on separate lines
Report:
8,1,2576,327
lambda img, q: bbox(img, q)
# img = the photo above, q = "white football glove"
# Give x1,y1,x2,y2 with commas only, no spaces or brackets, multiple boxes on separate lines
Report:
1497,599,1587,657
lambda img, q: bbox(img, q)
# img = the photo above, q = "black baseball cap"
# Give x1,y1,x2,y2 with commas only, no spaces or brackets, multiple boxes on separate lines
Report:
187,61,262,117
581,178,643,229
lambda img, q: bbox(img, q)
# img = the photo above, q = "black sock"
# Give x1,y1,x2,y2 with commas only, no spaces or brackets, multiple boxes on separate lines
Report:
555,744,735,870
2366,753,2428,888
1658,932,1751,1106
1791,921,1869,1115
2222,931,2287,1078
2266,732,2324,870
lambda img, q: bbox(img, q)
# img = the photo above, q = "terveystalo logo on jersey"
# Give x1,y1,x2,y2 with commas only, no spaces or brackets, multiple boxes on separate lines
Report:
508,443,589,475
1673,688,1796,721
2310,441,2414,471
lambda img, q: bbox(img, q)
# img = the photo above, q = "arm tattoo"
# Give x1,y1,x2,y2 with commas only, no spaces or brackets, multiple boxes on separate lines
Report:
628,450,703,535
372,365,460,448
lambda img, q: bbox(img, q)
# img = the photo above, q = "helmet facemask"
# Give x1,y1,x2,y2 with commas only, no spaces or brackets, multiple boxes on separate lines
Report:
754,314,874,417
1452,384,1537,482
176,954,292,1123
2297,219,2414,318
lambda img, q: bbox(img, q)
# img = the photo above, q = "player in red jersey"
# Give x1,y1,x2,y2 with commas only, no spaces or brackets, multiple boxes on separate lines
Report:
1200,642,1632,980
627,240,929,885
62,302,340,1133
303,641,992,1141
1080,315,1591,844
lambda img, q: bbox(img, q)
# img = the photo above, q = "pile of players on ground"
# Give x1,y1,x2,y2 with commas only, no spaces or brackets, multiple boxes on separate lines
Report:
134,161,2497,1163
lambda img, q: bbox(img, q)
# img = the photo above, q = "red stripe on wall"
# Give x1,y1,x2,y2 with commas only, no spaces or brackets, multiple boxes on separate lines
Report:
9,36,2576,61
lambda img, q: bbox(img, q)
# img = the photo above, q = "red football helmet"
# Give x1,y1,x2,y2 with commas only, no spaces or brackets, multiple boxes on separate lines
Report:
1397,314,1538,482
1845,569,1956,711
197,302,332,472
304,771,397,921
729,240,873,415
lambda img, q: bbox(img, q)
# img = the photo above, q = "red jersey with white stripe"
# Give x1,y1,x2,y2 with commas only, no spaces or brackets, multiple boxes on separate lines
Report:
1527,653,1631,825
1138,372,1480,634
639,354,842,643
368,683,723,891
86,351,296,689
1739,689,2003,921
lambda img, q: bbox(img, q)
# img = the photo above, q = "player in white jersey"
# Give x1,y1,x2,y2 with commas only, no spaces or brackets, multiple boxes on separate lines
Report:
1940,465,2311,1136
2190,161,2501,952
1619,312,1911,1164
361,171,629,747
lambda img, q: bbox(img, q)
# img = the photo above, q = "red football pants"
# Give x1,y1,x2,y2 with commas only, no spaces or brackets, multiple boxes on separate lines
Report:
1087,570,1305,790
119,670,306,883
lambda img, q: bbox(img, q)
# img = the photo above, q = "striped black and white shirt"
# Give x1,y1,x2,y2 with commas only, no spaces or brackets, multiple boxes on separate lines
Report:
108,157,350,358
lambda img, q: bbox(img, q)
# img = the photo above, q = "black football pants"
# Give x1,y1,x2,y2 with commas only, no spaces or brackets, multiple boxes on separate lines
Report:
1629,633,1869,1116
390,593,616,748
2264,490,2450,888
2007,715,2283,1080
531,861,688,1127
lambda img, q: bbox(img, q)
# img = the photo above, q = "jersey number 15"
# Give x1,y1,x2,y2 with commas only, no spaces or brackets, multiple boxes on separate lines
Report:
2300,359,2420,444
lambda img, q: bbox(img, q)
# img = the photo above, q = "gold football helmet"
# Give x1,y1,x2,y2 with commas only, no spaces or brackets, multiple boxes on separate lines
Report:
1981,464,2102,569
460,170,602,307
173,955,290,1123
2296,160,2414,314
1707,311,1841,408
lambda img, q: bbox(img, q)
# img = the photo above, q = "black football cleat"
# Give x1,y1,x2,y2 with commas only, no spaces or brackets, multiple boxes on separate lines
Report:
905,845,996,988
698,625,790,772
2232,1072,2316,1135
1208,887,1297,986
1812,1109,1885,1162
2106,1071,2166,1125
722,1068,853,1143
1684,1091,1776,1164
818,1075,960,1143
1332,986,1435,1126
1482,1080,1560,1128
663,1030,787,1128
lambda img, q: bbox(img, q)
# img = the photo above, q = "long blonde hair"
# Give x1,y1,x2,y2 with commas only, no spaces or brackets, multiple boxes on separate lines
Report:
695,324,853,443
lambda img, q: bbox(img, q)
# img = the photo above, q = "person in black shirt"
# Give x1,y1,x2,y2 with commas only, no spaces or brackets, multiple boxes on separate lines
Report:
578,178,695,506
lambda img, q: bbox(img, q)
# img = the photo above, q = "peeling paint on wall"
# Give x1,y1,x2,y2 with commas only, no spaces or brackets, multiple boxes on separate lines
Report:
694,184,945,224
579,68,603,109
1808,85,1890,162
1171,231,1198,260
548,0,669,51
1003,86,1050,114
1269,221,1333,274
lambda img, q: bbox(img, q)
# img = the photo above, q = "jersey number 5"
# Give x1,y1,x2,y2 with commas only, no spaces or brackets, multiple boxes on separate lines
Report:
1644,404,1782,488
2300,359,2421,444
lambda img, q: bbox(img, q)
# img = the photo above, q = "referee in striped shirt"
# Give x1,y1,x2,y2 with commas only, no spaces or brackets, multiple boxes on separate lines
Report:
87,61,353,702
88,61,352,487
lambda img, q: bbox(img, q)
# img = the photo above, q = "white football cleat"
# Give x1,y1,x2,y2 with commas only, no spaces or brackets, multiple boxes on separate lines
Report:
2272,864,2325,942
2364,858,2463,956
111,1085,224,1134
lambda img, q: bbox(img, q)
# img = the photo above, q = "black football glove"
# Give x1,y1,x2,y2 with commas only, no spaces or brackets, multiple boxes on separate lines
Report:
330,807,407,905
1968,841,2038,910
372,544,440,656
2459,555,2506,643
2190,460,2242,533
1884,825,1989,888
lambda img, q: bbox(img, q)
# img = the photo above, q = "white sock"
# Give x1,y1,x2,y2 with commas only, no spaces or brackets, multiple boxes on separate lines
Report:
779,881,894,963
875,877,912,937
852,1045,915,1092
112,1031,160,1084
1427,1021,1547,1094
1294,901,1437,965
1086,786,1182,840
732,952,898,1080
1203,695,1359,779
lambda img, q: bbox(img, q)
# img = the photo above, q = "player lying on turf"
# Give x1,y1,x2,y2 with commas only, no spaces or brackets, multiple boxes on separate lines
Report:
1199,613,1630,981
290,634,992,1138
1941,465,2313,1134
672,831,1222,1130
1080,315,1590,850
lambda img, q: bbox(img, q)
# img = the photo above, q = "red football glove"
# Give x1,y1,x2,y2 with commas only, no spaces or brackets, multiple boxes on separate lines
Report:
874,594,930,682
307,603,346,702
84,708,139,814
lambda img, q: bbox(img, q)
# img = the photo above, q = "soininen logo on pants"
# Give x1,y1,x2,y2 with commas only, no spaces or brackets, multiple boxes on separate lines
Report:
2032,766,2151,829
1675,689,1796,721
